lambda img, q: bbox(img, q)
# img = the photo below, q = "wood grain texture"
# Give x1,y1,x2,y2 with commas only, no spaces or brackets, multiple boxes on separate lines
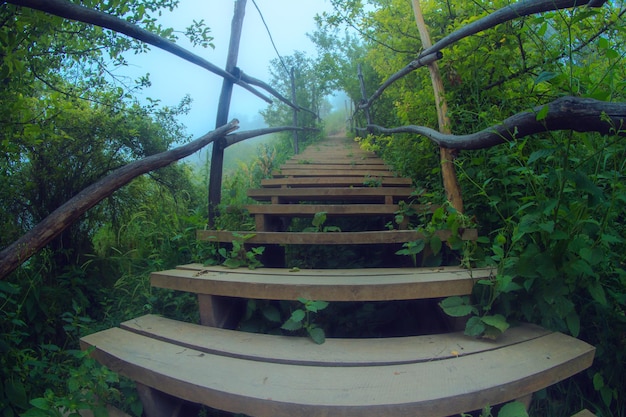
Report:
260,177,413,187
274,169,397,177
120,314,551,366
246,204,408,215
151,265,492,301
280,163,390,171
80,325,595,417
247,187,416,202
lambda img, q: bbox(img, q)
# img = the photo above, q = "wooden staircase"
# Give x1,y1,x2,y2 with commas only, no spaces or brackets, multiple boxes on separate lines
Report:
81,135,595,417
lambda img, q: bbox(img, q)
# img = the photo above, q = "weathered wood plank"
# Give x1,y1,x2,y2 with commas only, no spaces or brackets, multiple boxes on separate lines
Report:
246,204,409,216
120,314,552,367
80,327,595,417
571,410,597,417
280,163,389,171
247,187,416,202
260,177,413,188
274,169,397,177
196,229,478,245
289,156,381,163
151,265,492,301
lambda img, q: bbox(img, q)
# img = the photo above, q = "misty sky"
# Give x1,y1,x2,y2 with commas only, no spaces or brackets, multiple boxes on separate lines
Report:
122,0,335,139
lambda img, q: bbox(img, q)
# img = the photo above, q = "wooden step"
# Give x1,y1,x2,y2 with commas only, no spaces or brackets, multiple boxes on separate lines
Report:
260,177,412,188
247,187,416,203
280,163,389,170
196,229,478,245
151,264,491,301
274,169,398,177
246,203,419,216
289,155,381,163
81,314,595,417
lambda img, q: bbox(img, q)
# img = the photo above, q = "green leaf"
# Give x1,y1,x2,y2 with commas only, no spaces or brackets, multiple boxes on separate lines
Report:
262,305,281,323
497,401,529,417
588,281,608,306
27,398,50,411
312,212,327,228
430,235,442,255
222,258,242,269
306,300,329,313
308,327,326,344
535,105,549,121
281,319,303,331
465,316,486,337
6,381,28,409
481,314,510,333
593,372,605,390
439,296,475,317
566,311,580,337
289,309,306,323
534,71,558,85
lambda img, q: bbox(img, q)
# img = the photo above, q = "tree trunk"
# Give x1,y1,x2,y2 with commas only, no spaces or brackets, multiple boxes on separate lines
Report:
411,0,464,213
208,0,247,227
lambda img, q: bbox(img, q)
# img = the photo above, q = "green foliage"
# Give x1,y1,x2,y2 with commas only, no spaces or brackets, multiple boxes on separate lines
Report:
281,298,329,344
302,212,342,233
395,203,479,267
217,233,264,270
316,1,626,414
461,401,529,417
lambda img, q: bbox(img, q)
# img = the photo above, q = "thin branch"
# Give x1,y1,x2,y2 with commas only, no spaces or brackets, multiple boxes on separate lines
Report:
419,0,607,59
360,51,442,109
224,126,320,148
368,96,626,150
238,69,298,110
6,0,273,103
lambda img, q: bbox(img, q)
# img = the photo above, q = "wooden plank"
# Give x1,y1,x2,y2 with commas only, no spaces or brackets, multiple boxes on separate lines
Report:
274,169,397,177
196,229,478,245
280,163,389,171
120,314,552,367
289,156,381,163
247,187,416,202
81,327,595,417
246,204,408,216
150,265,492,301
571,410,596,417
261,177,413,188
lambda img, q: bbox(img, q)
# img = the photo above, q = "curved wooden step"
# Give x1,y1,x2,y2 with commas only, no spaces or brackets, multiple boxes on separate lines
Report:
81,314,595,417
151,264,491,301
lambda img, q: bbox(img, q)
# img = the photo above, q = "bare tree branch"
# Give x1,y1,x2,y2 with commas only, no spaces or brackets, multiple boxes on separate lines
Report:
0,120,240,280
6,0,273,103
224,126,320,148
368,96,626,150
419,0,607,59
238,69,298,110
360,52,442,109
359,0,607,111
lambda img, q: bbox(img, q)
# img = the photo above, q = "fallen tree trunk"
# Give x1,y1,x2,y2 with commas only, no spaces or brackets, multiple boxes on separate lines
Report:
0,120,239,281
368,96,626,150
